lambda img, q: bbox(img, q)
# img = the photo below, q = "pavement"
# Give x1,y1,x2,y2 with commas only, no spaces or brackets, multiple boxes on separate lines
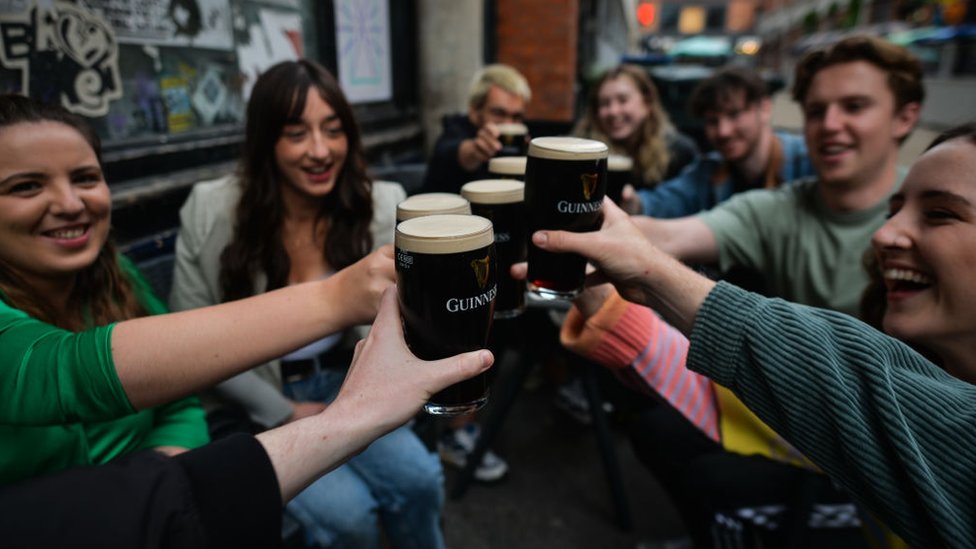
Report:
439,347,689,549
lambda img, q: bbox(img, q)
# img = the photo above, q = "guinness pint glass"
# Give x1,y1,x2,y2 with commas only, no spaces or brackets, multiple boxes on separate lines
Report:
606,154,634,204
524,136,608,300
395,214,497,415
488,156,527,180
461,179,526,318
396,192,471,222
496,122,529,157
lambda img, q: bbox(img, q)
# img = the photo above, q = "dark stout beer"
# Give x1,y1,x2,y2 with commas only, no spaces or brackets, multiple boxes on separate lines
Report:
488,156,527,180
496,122,529,157
524,136,608,300
461,179,526,319
606,154,634,204
395,214,496,415
396,193,471,222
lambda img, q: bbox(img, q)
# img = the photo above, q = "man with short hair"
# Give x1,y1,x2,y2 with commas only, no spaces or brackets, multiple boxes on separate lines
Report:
637,35,923,316
423,64,532,193
633,66,814,218
571,35,924,545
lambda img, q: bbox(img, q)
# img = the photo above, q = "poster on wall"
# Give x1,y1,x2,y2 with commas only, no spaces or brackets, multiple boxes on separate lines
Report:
236,8,302,100
79,0,234,51
335,0,391,104
0,1,122,116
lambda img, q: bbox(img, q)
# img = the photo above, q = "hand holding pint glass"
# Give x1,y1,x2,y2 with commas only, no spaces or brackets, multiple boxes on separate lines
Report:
395,214,497,415
524,136,608,300
496,122,529,157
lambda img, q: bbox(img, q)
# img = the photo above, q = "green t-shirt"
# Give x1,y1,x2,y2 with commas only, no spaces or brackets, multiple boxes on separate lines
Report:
698,176,900,317
0,255,208,483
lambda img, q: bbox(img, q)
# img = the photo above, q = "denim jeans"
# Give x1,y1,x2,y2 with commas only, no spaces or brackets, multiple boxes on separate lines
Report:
283,368,445,549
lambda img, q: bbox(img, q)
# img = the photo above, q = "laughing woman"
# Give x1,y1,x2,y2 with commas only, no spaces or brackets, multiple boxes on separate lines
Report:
169,59,443,549
524,123,976,547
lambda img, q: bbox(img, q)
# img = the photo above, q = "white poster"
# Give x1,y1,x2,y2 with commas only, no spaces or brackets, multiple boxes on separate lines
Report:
79,0,234,51
236,9,302,100
335,0,391,104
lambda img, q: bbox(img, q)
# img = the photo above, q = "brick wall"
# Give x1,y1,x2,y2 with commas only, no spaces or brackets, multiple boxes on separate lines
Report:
496,0,579,122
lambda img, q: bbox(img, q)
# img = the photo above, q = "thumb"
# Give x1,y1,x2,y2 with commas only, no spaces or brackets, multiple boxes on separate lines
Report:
531,228,594,256
427,349,494,393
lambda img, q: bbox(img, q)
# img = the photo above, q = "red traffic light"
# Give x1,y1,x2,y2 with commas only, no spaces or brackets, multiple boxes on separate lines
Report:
637,2,656,27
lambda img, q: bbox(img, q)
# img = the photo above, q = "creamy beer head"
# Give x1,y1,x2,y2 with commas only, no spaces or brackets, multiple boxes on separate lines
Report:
395,214,493,254
528,136,608,161
496,122,528,138
461,179,525,205
608,154,634,172
396,193,471,222
488,156,527,177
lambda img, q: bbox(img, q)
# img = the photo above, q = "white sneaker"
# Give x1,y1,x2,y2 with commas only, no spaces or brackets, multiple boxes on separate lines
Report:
438,423,509,483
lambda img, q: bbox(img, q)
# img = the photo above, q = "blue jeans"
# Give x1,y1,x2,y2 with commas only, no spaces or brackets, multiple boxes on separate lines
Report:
283,368,445,549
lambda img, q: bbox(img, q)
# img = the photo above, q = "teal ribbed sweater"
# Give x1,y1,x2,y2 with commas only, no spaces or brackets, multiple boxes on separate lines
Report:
688,282,976,548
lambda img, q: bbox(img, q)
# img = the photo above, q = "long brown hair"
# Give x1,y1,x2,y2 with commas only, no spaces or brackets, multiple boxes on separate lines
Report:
219,60,373,301
574,64,673,186
0,94,144,330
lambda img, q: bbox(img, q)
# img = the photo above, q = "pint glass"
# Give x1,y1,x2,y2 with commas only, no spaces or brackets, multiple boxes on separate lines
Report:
496,122,529,157
606,154,634,205
461,179,526,319
524,136,608,300
488,156,527,180
395,214,496,415
396,192,471,222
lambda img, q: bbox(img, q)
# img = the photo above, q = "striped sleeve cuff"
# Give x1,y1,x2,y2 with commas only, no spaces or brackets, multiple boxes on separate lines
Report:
561,291,657,369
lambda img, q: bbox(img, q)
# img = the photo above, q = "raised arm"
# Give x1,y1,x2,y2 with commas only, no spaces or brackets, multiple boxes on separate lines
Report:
112,247,395,411
630,213,719,266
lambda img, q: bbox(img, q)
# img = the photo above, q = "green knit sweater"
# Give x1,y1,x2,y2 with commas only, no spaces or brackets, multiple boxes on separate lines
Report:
688,282,976,548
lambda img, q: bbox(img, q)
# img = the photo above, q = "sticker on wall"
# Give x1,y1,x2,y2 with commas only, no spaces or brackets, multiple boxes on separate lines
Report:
191,65,226,125
0,1,122,116
160,74,194,132
335,0,391,104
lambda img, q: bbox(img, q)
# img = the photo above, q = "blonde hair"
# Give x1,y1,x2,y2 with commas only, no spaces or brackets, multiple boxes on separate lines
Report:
573,65,673,186
468,64,532,110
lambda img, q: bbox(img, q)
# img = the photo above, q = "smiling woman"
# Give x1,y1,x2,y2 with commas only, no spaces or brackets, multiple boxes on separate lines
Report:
0,94,209,481
168,59,447,549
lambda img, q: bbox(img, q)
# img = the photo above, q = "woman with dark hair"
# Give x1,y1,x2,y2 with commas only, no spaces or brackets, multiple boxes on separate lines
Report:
573,64,699,213
170,59,442,549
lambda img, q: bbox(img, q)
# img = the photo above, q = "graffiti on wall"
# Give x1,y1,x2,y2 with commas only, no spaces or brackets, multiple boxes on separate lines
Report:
0,1,121,116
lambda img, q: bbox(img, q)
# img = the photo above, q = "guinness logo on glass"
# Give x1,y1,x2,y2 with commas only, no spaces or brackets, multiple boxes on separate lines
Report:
471,254,491,289
581,172,599,200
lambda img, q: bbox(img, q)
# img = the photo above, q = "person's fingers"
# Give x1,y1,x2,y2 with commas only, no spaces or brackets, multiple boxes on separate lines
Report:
368,287,404,341
510,261,527,280
583,269,610,288
531,228,595,255
428,349,494,392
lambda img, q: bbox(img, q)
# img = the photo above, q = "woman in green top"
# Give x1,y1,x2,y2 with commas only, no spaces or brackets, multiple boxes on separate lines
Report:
0,95,208,481
0,95,411,486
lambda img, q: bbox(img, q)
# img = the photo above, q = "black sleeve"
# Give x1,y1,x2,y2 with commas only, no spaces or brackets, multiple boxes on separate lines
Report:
0,433,282,549
422,114,486,194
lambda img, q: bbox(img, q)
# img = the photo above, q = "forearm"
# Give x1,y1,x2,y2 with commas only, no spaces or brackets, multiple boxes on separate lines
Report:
626,247,715,337
255,398,382,502
113,278,351,410
688,282,976,548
